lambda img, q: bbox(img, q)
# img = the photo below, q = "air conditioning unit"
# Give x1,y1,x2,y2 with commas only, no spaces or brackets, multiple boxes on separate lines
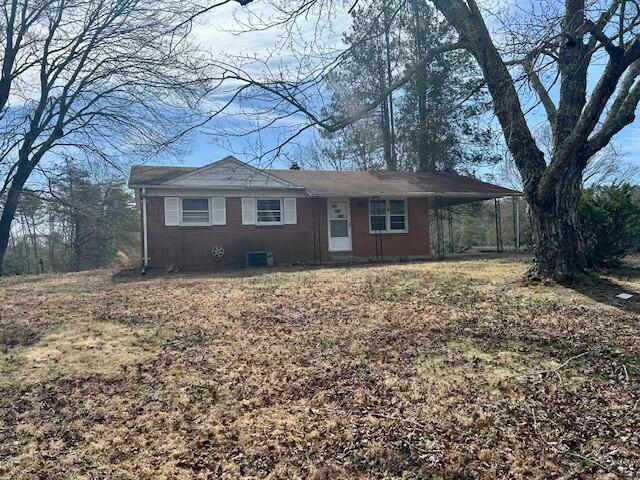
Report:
246,251,273,267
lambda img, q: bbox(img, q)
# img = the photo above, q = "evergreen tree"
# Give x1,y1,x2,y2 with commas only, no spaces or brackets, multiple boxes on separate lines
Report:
2,164,138,274
321,0,497,173
50,165,139,271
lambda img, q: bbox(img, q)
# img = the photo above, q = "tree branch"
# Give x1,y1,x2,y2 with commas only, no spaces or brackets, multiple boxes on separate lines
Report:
229,41,465,133
583,19,621,56
523,55,558,137
587,75,640,155
432,0,547,192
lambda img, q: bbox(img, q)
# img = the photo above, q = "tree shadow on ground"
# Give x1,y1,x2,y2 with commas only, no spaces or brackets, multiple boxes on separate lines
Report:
0,319,41,352
565,269,640,314
110,263,358,284
605,262,640,281
110,253,533,284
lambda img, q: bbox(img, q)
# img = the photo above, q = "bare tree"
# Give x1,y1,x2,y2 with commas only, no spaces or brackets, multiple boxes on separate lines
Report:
428,0,640,281
214,0,640,281
0,0,247,274
504,125,637,189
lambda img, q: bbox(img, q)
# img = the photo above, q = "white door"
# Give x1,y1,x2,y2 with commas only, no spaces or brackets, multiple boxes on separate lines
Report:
328,198,352,252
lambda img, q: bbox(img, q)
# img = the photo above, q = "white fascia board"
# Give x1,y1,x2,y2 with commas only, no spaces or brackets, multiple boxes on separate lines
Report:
309,191,522,198
143,187,309,198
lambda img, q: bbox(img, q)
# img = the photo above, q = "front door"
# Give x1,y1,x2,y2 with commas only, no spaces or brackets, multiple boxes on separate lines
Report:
328,198,352,252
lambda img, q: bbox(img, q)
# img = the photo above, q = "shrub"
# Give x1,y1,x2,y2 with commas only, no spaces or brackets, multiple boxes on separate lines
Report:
578,183,640,267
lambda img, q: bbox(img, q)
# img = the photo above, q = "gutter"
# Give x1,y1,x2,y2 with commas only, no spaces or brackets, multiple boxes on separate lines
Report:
306,191,523,198
128,183,307,191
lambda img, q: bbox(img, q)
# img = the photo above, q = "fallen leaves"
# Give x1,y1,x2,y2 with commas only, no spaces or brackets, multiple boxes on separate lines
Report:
0,258,639,479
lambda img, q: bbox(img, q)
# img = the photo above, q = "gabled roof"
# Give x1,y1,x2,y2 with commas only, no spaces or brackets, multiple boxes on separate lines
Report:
129,165,195,185
128,156,521,204
130,156,300,190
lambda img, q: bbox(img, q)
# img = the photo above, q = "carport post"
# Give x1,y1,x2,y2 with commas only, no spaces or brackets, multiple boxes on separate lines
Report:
494,198,503,253
447,206,454,253
434,196,445,258
511,195,520,252
515,196,520,252
512,196,518,253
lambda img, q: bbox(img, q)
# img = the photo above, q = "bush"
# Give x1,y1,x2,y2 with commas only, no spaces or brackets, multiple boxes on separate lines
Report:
578,183,640,267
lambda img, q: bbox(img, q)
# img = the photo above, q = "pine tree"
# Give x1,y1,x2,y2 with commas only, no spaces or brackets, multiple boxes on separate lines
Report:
321,0,497,173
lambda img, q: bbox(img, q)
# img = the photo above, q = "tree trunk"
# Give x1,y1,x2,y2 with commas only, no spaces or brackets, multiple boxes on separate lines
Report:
382,0,397,171
0,161,33,276
48,209,57,273
415,71,430,171
526,162,587,282
379,93,394,170
0,211,13,276
410,0,431,172
377,44,394,170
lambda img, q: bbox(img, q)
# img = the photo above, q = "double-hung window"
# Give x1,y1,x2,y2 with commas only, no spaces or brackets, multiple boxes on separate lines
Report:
242,198,296,225
369,198,408,233
370,199,387,232
182,198,210,225
256,198,282,225
389,199,407,231
164,197,225,226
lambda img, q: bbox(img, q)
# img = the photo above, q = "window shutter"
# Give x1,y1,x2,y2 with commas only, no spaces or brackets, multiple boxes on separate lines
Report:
164,197,180,226
284,198,297,224
241,198,255,225
212,197,226,225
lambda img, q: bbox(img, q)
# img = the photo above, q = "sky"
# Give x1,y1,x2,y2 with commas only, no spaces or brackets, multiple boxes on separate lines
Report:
167,0,640,184
177,1,349,170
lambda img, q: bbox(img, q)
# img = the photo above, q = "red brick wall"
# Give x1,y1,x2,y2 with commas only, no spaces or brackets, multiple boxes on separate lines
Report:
143,194,430,268
346,197,430,258
145,196,323,267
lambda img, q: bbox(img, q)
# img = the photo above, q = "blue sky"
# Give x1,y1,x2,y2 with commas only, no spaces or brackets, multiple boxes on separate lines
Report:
169,1,640,184
175,1,346,170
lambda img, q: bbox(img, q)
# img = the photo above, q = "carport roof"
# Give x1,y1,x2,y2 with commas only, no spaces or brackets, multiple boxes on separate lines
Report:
271,169,520,203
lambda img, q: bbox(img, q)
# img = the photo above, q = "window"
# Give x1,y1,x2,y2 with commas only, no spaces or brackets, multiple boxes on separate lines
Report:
389,200,407,231
256,198,282,224
242,198,296,225
369,198,407,233
164,197,225,226
182,198,209,225
370,199,387,232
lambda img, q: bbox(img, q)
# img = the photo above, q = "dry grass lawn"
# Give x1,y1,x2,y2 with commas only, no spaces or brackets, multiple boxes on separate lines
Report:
1,257,639,479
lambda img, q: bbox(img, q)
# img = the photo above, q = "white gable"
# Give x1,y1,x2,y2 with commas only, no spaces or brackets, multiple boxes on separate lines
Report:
161,157,297,189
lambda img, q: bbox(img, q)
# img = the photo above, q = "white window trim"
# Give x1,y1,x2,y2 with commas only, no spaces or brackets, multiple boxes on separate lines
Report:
173,197,226,227
255,198,284,225
211,197,226,225
242,198,255,225
284,198,297,224
369,198,409,234
164,197,180,226
180,197,211,226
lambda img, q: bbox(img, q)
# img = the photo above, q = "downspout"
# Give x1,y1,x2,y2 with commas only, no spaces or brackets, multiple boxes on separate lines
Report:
515,195,520,252
142,187,149,274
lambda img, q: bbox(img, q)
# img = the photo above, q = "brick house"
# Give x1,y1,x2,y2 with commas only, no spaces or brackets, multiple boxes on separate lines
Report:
128,156,519,269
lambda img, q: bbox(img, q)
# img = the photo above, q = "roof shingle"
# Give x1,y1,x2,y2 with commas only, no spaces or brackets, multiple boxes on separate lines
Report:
129,162,520,204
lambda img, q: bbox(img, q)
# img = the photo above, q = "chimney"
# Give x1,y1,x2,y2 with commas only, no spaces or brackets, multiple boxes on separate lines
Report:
290,162,301,170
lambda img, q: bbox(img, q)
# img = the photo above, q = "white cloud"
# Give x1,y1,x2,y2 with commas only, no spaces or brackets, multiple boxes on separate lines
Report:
186,0,640,174
193,1,351,62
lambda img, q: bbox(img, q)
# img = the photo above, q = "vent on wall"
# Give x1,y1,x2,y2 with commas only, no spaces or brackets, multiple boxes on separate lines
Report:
246,251,273,267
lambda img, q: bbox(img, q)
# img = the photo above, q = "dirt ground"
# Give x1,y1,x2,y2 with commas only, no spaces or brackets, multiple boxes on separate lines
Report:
1,257,639,479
